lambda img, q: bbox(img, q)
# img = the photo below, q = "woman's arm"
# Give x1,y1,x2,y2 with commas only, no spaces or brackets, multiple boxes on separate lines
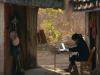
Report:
69,45,81,52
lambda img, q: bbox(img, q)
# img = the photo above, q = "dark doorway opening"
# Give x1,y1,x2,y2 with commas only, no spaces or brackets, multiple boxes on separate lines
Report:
89,12,97,70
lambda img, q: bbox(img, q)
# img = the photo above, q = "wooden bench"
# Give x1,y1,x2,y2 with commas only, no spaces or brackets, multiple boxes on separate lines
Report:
80,47,95,74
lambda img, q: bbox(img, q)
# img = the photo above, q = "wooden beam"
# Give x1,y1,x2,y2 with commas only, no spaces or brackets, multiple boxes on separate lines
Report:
26,7,38,68
85,12,90,50
0,0,5,2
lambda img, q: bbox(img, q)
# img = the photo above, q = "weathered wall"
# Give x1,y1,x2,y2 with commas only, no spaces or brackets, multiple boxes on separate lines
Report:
17,6,38,69
17,6,27,69
2,3,38,75
15,6,38,69
95,11,100,73
0,2,4,75
86,11,100,74
4,3,17,75
26,7,38,68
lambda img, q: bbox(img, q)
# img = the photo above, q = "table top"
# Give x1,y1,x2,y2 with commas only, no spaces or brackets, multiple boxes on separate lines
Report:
51,50,72,54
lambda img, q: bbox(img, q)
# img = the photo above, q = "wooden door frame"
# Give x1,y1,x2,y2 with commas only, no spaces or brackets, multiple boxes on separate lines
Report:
95,11,100,70
85,12,90,51
85,11,98,70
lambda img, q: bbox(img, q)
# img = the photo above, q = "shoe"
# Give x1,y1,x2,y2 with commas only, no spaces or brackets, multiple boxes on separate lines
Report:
64,63,72,72
71,65,78,74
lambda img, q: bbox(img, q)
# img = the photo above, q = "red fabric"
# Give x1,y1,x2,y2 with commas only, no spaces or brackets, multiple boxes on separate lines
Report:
92,20,97,39
89,18,97,39
88,19,93,28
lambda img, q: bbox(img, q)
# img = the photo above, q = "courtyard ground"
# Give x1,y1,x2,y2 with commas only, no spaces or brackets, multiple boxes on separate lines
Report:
25,65,91,75
25,36,92,75
37,36,80,65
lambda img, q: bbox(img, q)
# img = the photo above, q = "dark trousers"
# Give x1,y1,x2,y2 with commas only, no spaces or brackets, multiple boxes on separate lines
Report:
69,55,88,65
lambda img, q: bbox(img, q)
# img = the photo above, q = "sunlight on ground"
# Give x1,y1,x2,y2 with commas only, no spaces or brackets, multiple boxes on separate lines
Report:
44,68,70,75
25,65,91,75
41,65,90,75
40,65,71,75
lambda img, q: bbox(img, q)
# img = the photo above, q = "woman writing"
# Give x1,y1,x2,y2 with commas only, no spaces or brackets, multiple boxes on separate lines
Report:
64,33,89,74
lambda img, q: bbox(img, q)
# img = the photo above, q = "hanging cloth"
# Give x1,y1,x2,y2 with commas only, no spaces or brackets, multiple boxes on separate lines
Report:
88,13,97,39
88,18,93,28
92,19,97,39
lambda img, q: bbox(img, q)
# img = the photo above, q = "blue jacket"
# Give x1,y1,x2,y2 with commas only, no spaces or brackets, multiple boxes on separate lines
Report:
69,39,90,60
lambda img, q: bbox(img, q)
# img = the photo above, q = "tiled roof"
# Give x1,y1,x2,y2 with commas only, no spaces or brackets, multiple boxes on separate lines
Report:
69,0,99,11
3,0,65,10
2,0,99,11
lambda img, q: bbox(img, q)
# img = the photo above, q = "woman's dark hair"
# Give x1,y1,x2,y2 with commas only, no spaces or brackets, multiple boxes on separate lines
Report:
72,33,83,40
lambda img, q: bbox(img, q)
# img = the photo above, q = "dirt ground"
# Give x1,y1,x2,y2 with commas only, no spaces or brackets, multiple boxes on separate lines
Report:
37,36,80,65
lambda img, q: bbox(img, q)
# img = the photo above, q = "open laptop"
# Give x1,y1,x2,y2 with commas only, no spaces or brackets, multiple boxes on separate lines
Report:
59,43,69,51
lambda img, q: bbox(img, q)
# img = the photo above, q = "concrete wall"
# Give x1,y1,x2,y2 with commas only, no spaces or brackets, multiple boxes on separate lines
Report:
0,2,4,75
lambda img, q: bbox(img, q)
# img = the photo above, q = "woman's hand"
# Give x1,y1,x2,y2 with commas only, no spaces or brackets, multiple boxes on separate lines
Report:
67,47,70,50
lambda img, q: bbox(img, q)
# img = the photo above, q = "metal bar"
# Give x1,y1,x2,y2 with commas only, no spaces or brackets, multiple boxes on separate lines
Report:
69,53,70,63
54,53,56,73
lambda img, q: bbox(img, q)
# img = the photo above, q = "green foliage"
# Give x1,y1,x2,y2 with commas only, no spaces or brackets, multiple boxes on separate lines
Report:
43,48,45,50
46,8,63,14
47,8,58,14
39,8,69,42
65,23,69,26
43,19,61,41
67,33,70,36
38,8,45,14
44,20,55,41
54,31,60,39
49,36,54,40
58,9,63,14
43,20,55,30
49,30,52,33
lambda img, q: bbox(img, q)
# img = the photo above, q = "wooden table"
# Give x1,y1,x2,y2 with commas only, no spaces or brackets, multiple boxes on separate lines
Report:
51,50,72,72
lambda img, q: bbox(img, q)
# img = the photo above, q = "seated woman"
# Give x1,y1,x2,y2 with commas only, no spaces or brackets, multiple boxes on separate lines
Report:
64,33,89,74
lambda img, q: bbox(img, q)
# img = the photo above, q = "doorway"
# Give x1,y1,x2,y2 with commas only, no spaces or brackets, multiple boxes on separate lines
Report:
89,12,97,70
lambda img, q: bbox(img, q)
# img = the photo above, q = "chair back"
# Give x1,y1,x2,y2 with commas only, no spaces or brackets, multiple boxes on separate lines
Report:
88,47,95,61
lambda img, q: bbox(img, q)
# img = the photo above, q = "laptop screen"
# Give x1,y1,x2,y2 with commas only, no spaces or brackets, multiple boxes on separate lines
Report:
62,43,65,49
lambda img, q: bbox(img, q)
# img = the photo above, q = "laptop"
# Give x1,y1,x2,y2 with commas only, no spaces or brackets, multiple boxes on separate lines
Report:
59,43,69,51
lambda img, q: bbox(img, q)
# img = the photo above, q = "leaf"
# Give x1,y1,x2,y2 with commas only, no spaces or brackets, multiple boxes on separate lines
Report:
49,36,54,40
67,33,70,36
65,23,69,26
43,48,45,50
52,26,55,29
49,30,52,33
54,31,60,39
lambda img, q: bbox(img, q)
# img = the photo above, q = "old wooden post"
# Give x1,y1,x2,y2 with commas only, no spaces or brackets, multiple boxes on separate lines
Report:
26,7,38,68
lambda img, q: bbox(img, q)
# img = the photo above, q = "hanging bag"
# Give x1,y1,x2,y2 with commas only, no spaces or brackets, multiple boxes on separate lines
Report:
11,47,20,56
